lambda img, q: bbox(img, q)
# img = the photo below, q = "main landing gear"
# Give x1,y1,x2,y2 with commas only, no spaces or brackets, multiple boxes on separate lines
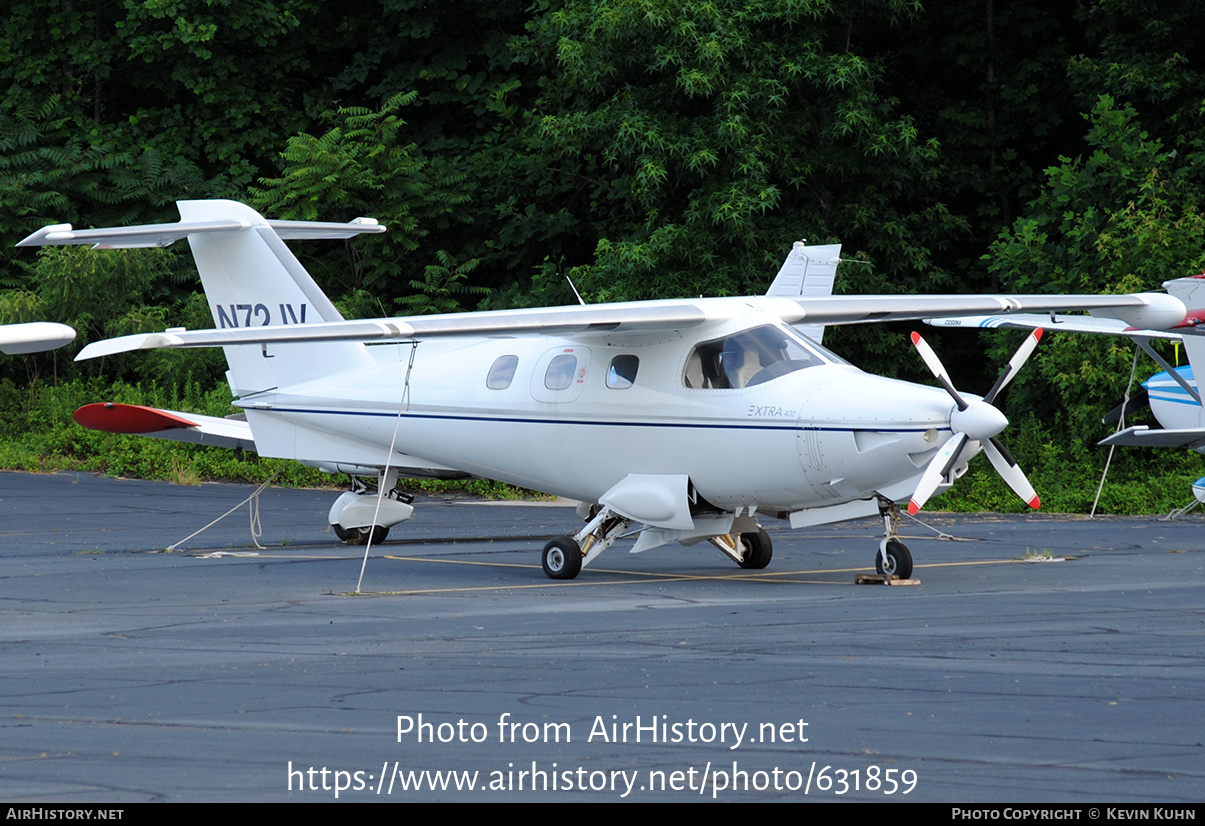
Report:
540,507,775,580
329,469,415,546
541,505,631,580
708,527,773,570
876,499,913,579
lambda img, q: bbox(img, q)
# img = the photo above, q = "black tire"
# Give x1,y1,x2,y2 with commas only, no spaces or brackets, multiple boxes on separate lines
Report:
876,538,913,579
738,528,773,569
335,524,389,546
542,536,583,580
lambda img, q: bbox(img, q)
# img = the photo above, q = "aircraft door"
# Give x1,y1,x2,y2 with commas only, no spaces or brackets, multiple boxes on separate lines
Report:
530,346,591,403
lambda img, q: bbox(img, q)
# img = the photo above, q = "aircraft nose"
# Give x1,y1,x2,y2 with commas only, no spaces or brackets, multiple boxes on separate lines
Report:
949,398,1008,442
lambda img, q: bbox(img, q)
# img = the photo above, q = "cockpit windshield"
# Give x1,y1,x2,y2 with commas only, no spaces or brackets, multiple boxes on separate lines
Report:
683,324,840,389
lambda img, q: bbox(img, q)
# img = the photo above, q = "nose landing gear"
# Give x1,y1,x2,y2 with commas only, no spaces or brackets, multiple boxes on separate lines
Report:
876,499,913,580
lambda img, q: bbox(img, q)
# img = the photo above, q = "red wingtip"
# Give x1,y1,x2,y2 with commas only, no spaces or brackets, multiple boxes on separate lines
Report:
74,403,197,434
1032,328,1043,342
907,500,920,515
1028,495,1040,510
910,331,921,345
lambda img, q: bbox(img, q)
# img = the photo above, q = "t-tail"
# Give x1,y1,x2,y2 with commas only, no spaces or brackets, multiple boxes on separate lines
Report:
18,199,384,398
1164,275,1205,380
1140,275,1205,433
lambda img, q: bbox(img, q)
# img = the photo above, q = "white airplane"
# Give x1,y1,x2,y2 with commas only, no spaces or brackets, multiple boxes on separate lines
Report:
18,200,1188,579
931,274,1205,499
0,321,75,354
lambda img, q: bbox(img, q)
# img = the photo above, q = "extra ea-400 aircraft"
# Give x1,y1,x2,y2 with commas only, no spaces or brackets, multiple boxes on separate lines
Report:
20,200,1188,580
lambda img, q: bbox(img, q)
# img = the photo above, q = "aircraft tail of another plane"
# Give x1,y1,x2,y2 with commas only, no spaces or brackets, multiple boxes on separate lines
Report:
19,199,384,397
1163,275,1205,373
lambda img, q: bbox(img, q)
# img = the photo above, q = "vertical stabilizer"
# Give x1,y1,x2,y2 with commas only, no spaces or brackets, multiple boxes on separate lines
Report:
1164,276,1205,376
764,242,841,343
174,201,375,396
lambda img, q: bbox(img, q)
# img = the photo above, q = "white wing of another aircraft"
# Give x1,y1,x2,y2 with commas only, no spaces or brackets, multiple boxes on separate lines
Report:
0,321,76,354
926,312,1198,340
18,200,1192,579
931,277,1205,462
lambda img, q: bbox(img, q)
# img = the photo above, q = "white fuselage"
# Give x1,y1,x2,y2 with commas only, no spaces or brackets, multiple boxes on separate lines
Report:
1147,366,1205,451
237,311,961,516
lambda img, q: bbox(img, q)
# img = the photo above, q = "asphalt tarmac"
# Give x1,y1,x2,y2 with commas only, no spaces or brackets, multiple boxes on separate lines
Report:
1,471,1202,802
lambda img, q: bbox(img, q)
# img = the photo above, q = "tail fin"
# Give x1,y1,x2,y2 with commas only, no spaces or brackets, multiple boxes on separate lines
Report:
764,242,841,343
176,200,377,396
1164,275,1205,374
19,199,384,396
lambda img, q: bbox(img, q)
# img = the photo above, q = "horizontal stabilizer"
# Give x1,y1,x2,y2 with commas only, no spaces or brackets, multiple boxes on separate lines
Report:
19,217,385,249
1099,425,1205,451
74,403,256,451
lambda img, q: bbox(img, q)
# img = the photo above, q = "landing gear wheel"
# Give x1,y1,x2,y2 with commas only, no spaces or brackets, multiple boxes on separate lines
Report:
738,528,773,569
876,538,913,579
335,525,389,546
542,536,583,580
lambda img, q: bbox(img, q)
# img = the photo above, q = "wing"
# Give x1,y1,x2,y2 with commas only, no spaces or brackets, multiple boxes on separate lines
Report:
73,293,1187,361
19,210,1184,359
0,322,76,354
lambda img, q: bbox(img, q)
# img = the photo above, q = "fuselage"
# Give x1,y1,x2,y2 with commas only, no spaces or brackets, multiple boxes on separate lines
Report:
1146,365,1205,451
237,309,961,516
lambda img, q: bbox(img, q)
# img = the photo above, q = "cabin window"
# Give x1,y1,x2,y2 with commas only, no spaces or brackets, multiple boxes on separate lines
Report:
486,355,519,389
544,354,578,390
683,325,825,389
606,355,639,389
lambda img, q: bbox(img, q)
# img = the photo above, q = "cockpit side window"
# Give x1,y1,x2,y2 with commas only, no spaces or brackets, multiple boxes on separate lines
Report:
683,325,825,389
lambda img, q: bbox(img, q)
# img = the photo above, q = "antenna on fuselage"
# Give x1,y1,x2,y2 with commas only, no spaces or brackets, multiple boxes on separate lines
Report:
565,276,587,306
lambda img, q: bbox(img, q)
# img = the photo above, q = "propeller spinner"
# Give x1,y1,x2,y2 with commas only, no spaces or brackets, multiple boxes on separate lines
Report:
907,329,1043,515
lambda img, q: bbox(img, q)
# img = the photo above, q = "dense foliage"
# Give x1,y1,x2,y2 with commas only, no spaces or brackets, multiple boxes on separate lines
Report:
0,0,1202,512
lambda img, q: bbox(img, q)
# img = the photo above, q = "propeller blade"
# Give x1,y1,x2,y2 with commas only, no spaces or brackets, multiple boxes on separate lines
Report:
985,328,1043,404
910,331,969,411
909,432,968,515
984,436,1040,510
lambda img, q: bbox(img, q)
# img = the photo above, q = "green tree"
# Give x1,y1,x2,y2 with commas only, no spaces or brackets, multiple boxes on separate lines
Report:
987,96,1205,441
529,0,962,308
249,92,472,301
